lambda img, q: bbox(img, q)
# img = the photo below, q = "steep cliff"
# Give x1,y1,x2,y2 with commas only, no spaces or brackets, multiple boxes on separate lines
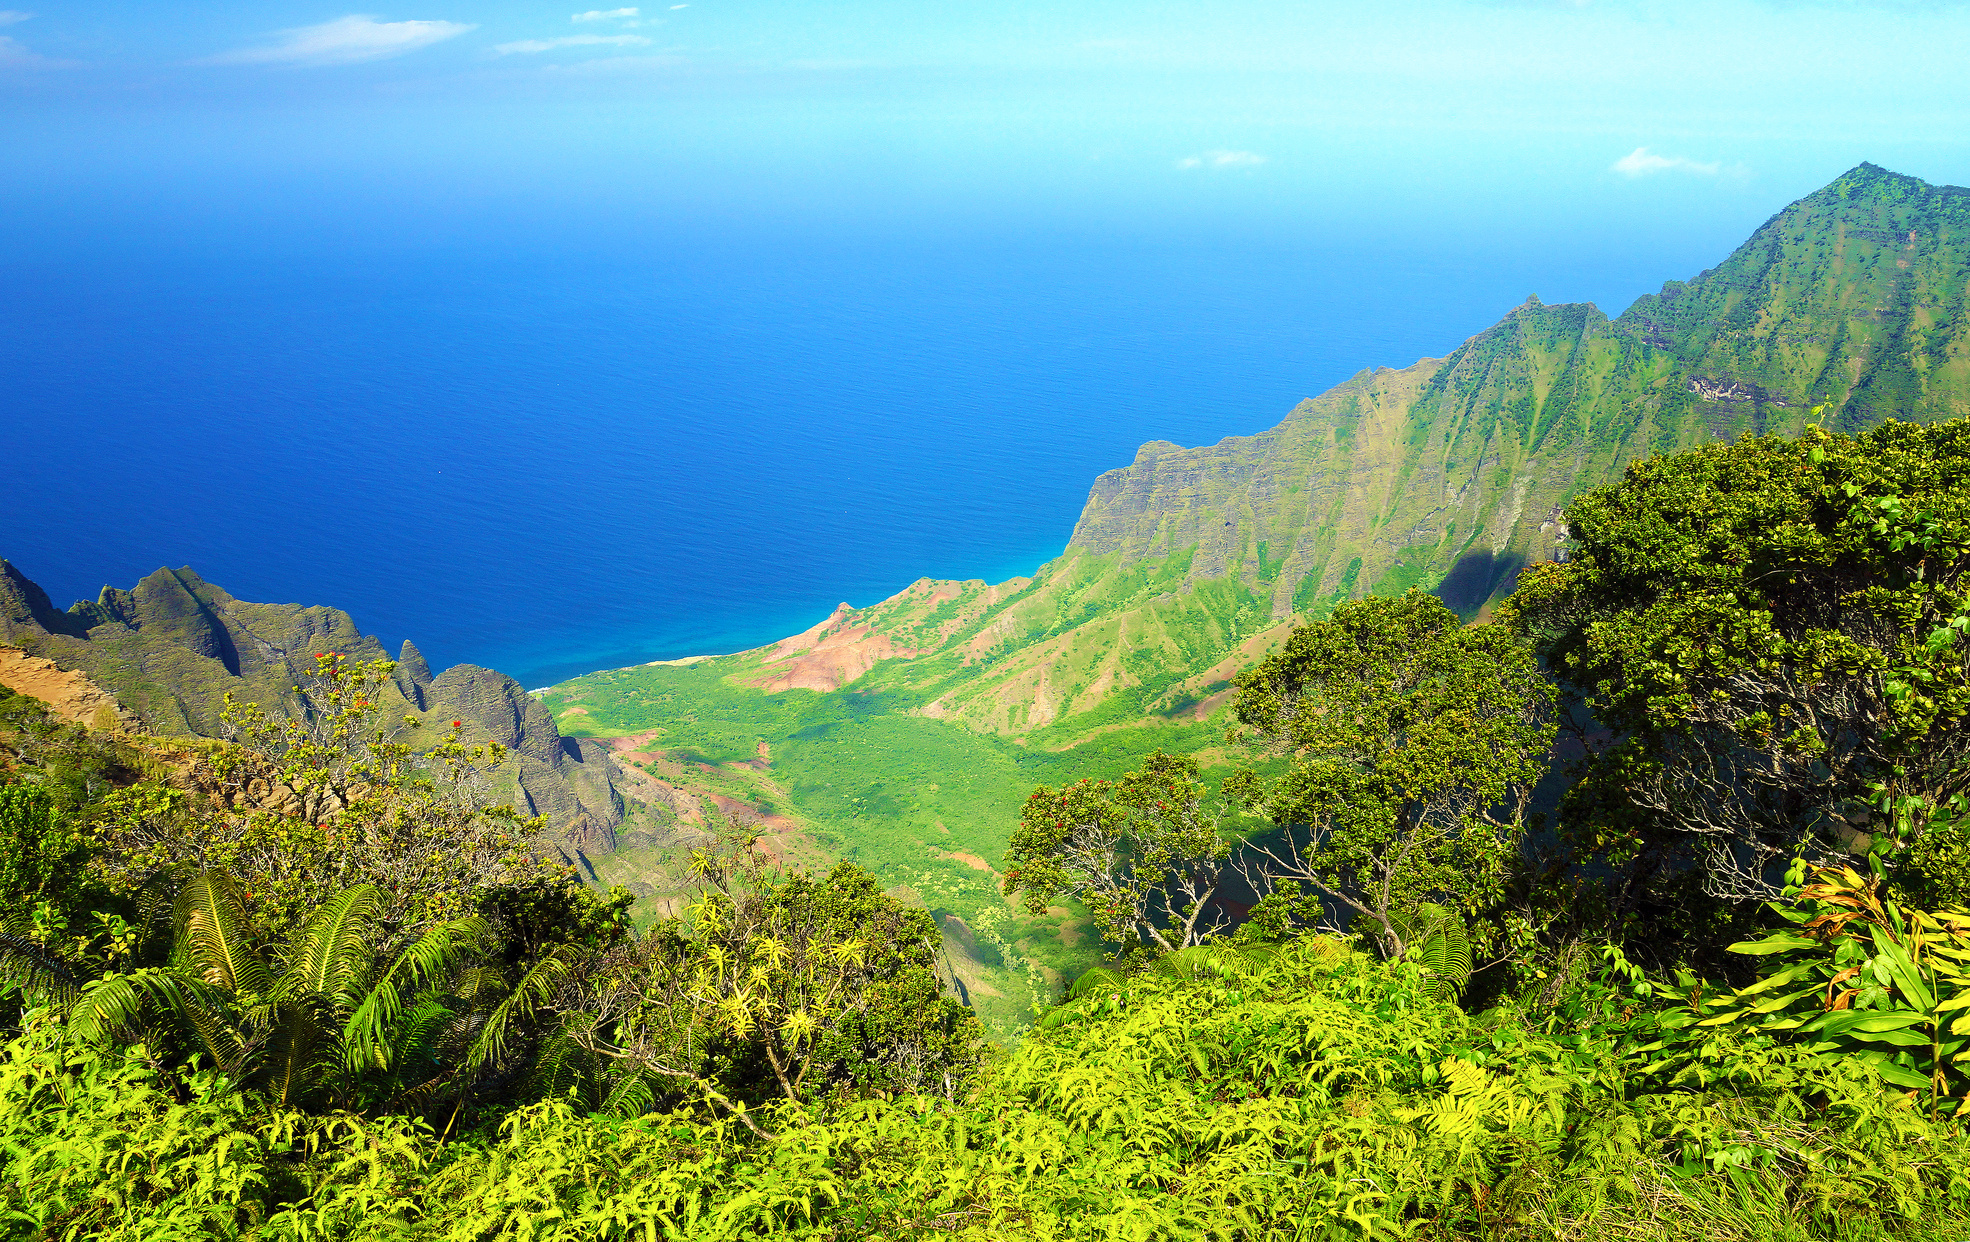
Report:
0,559,640,857
557,164,1970,748
536,162,1970,1035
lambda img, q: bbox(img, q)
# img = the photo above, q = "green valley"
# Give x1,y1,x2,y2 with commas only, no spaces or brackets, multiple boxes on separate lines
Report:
545,163,1970,1033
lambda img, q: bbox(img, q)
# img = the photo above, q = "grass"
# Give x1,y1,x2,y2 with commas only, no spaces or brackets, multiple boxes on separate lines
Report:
543,651,1264,1037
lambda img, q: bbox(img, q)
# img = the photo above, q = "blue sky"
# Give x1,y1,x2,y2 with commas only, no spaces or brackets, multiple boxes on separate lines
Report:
5,1,1970,254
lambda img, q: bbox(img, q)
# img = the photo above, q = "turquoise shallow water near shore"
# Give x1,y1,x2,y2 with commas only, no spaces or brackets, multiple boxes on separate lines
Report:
2,219,1716,688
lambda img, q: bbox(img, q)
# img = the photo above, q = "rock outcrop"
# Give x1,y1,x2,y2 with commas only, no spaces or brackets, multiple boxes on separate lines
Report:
0,559,637,856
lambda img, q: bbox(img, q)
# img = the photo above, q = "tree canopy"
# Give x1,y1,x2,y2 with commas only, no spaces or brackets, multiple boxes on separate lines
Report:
1002,751,1234,958
1230,590,1556,959
1509,419,1970,898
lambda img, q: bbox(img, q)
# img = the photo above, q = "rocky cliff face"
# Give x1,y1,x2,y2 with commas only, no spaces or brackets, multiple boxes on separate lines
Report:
0,559,638,858
1062,162,1970,622
664,164,1970,745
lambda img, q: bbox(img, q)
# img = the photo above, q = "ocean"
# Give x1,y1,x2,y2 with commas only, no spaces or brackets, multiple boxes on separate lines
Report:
3,215,1734,689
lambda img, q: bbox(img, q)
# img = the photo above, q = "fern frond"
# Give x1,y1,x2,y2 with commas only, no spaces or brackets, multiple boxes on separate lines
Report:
263,996,338,1108
388,996,458,1071
526,1013,600,1106
341,915,492,1073
1151,943,1269,982
467,949,576,1075
67,967,194,1043
281,885,384,1008
1392,904,1473,999
1068,966,1126,999
452,966,504,1002
174,873,273,997
0,927,82,1008
598,1066,655,1119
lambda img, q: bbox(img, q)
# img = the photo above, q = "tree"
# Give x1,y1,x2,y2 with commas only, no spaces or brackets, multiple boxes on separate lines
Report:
0,654,628,1121
43,872,501,1116
1508,420,1970,900
1002,751,1234,959
92,653,570,951
512,834,981,1133
1230,591,1555,960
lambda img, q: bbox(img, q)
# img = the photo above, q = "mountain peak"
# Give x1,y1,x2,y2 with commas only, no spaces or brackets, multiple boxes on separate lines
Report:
1816,161,1963,206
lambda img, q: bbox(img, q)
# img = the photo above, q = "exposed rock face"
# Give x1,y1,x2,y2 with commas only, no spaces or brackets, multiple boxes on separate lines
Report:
0,559,635,856
394,640,434,710
425,663,627,852
706,164,1970,744
0,645,125,729
1062,162,1970,621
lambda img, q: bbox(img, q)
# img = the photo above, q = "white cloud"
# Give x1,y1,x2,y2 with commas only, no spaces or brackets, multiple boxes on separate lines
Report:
205,15,474,66
0,16,76,69
1611,146,1722,177
670,3,688,8
0,33,67,66
571,7,638,19
1176,149,1267,170
495,33,650,54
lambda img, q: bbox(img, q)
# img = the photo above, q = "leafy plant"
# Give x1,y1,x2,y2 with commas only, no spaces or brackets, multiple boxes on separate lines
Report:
498,832,981,1134
1391,902,1474,1000
31,871,503,1115
1229,590,1556,960
1002,751,1238,960
1508,420,1970,900
1654,863,1970,1121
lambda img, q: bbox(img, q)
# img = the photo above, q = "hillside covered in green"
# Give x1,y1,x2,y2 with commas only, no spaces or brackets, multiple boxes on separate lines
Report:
545,163,1970,1029
12,411,1970,1240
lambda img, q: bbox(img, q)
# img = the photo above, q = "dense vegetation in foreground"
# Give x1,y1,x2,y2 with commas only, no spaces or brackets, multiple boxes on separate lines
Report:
9,418,1970,1238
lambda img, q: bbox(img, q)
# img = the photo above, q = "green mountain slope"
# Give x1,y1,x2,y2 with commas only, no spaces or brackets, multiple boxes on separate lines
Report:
547,164,1970,1035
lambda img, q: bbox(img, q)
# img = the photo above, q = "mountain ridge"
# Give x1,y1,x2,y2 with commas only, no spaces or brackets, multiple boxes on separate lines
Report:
0,558,660,862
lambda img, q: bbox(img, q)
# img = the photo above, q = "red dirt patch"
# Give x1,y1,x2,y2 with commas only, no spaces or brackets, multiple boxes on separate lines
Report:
751,603,919,693
705,791,802,839
0,647,123,729
1185,687,1236,721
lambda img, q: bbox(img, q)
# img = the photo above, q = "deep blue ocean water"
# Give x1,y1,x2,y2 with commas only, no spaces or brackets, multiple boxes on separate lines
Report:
2,216,1741,689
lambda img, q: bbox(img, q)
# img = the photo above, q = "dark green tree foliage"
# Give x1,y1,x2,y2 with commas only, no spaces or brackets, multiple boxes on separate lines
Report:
1002,751,1234,956
1509,419,1970,899
1230,591,1556,959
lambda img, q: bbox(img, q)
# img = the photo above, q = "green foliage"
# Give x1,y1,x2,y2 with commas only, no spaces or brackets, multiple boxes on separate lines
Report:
1510,420,1970,897
500,835,982,1130
1646,863,1970,1121
545,651,1233,1034
89,655,582,964
0,682,136,813
1390,903,1474,1001
10,937,1970,1240
41,871,504,1115
1233,590,1556,959
0,784,92,927
1003,751,1235,957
